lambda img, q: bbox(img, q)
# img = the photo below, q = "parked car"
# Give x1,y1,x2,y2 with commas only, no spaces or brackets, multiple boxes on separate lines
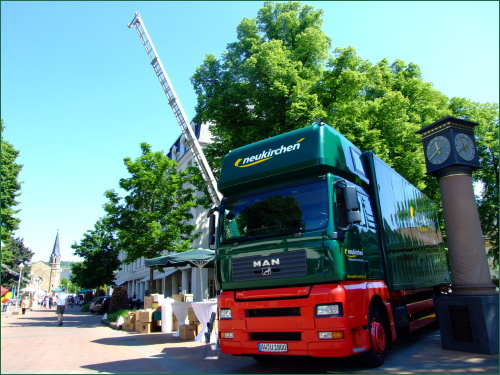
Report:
93,296,111,314
89,296,109,313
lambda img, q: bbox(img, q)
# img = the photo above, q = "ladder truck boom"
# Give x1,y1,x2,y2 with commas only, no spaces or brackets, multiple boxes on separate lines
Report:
128,12,222,206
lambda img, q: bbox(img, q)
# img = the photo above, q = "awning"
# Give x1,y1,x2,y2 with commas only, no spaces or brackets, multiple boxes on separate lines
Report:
138,267,179,283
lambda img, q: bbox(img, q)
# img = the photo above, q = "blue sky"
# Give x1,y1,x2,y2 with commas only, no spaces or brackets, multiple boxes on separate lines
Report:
1,1,498,263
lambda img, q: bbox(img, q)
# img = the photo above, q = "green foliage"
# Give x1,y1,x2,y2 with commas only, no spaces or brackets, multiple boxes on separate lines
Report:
107,309,133,323
60,278,80,294
1,120,23,252
0,238,34,288
191,1,498,266
448,98,499,265
103,142,201,263
108,285,129,314
81,302,90,312
191,1,329,176
70,219,121,290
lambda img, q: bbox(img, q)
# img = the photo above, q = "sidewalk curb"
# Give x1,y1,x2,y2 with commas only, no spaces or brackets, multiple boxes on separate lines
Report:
101,318,121,330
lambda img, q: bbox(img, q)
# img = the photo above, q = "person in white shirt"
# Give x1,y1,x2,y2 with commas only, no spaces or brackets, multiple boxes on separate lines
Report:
56,287,69,326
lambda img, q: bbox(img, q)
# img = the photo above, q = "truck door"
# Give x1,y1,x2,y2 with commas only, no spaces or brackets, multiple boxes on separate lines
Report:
334,181,381,280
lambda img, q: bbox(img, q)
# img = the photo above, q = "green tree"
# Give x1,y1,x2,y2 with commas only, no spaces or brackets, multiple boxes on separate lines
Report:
103,142,201,264
191,1,498,265
70,219,120,291
448,98,499,265
1,237,34,288
1,120,23,253
191,1,330,175
60,277,80,295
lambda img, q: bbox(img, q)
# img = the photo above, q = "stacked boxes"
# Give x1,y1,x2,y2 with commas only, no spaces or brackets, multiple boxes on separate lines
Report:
187,307,202,336
138,310,153,323
122,312,136,331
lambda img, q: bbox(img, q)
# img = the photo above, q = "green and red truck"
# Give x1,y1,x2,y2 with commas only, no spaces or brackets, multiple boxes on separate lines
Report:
209,122,450,366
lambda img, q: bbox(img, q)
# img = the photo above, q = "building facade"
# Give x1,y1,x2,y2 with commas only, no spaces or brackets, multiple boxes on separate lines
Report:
114,122,216,302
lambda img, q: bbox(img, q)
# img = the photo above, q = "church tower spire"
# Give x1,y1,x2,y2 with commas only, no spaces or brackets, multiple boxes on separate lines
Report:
48,230,62,292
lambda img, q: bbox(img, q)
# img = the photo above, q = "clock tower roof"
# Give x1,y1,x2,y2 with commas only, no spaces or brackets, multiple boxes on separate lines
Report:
416,116,478,136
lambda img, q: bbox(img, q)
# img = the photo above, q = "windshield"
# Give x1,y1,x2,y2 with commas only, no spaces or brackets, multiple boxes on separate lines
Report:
220,180,328,243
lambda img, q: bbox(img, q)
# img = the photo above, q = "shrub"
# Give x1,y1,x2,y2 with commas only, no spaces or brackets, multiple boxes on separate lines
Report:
108,285,129,313
81,302,90,312
107,309,133,323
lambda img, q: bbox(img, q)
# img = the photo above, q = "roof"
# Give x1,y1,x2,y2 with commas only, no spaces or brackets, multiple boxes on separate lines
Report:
51,231,61,258
138,268,180,283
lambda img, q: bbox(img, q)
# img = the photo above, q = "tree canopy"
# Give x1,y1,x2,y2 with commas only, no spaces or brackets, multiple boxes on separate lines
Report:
191,1,498,265
1,237,34,288
103,142,202,264
1,120,23,252
70,219,121,290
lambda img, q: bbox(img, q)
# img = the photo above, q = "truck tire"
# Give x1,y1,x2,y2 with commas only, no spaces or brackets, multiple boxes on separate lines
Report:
361,306,387,367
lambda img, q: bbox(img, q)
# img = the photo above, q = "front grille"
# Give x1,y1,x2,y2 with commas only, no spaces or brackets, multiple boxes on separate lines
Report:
247,307,300,318
250,332,302,341
232,250,307,281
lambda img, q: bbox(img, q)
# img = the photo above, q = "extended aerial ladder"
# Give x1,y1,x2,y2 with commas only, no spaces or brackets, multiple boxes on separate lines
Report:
128,12,222,206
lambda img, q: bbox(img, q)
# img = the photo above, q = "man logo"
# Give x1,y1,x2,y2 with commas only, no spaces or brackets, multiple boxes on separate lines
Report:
262,268,271,275
253,259,280,267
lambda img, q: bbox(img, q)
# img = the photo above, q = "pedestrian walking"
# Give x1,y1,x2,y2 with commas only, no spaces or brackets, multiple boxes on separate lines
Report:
21,296,30,314
43,295,49,309
56,287,69,326
2,299,10,312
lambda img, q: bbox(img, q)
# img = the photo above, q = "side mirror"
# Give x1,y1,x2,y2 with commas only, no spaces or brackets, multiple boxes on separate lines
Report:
344,185,360,212
335,181,362,232
209,214,216,236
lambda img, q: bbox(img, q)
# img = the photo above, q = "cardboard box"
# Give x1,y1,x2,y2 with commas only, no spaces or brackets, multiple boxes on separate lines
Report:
138,310,153,323
190,322,203,336
135,321,152,334
172,294,183,302
144,296,153,309
172,314,179,332
187,307,198,322
122,322,135,331
134,310,142,321
124,313,136,325
179,324,196,340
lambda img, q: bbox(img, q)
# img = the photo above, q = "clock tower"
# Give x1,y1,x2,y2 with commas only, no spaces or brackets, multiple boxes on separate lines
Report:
416,115,480,177
416,116,498,355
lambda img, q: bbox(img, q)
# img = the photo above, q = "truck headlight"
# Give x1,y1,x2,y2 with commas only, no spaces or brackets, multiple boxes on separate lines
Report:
316,303,342,317
219,308,232,319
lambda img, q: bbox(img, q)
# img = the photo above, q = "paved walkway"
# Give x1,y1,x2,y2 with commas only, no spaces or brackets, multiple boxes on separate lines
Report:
1,306,498,374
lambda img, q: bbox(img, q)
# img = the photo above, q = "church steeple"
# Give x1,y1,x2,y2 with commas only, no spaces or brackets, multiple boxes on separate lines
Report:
50,230,61,263
48,230,62,292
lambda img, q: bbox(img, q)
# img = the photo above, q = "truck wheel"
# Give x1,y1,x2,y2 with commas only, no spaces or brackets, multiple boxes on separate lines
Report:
361,306,387,367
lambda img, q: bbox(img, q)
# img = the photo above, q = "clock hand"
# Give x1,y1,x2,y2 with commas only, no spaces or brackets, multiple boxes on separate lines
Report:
429,147,440,160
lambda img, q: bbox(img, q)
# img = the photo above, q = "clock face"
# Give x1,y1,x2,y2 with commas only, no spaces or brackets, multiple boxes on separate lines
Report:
426,135,451,165
454,133,475,161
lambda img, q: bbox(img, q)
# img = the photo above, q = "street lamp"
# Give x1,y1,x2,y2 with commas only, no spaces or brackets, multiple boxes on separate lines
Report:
14,262,25,312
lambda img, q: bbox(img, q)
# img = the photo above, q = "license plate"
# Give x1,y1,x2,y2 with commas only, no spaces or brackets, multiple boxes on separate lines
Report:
258,343,288,352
